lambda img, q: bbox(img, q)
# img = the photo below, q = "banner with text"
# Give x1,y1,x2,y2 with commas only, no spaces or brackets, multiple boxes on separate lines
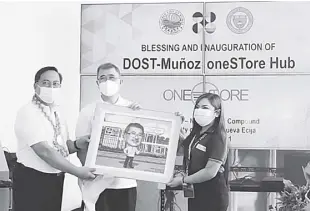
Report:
81,2,310,75
80,3,203,75
203,2,310,74
81,75,310,150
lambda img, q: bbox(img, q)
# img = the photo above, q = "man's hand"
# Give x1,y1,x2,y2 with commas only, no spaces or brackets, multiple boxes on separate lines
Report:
75,135,91,150
175,112,185,123
128,102,141,110
180,127,187,140
75,166,96,180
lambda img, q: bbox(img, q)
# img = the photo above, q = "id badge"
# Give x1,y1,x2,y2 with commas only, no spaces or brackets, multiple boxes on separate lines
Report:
183,183,195,198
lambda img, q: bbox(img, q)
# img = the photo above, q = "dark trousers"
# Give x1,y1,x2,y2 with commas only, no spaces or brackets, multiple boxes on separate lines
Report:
123,156,134,168
13,162,65,211
82,187,137,211
188,172,229,211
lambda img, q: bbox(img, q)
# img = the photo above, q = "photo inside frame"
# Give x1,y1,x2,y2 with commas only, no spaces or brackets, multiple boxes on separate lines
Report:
95,112,173,174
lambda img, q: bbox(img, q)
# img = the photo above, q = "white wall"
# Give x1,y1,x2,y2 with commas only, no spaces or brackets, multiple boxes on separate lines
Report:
0,2,82,210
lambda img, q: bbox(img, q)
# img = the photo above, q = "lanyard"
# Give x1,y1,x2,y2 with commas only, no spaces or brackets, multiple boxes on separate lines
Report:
188,135,198,161
188,133,208,159
186,133,208,173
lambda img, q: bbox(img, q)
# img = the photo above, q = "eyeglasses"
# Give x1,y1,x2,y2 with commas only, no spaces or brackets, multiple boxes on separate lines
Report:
98,76,119,83
126,132,143,138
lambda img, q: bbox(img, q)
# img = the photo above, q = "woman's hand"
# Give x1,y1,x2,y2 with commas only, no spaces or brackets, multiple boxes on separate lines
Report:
167,176,183,188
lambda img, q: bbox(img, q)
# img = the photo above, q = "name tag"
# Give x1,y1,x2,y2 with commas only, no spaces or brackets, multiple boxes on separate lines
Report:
183,183,195,198
196,144,206,152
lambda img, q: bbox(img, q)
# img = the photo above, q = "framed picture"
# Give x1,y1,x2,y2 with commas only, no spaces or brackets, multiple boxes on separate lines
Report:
85,103,182,183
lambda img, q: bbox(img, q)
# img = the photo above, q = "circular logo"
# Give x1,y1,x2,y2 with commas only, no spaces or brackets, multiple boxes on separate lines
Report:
192,12,216,34
192,12,204,34
190,82,220,104
159,9,185,35
226,7,253,34
204,12,216,34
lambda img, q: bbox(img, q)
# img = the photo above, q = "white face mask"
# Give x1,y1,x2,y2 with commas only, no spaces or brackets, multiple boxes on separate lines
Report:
52,88,62,106
194,108,216,127
36,86,61,104
99,80,120,96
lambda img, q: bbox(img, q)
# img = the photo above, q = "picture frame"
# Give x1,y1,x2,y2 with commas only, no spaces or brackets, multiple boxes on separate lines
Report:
85,103,182,183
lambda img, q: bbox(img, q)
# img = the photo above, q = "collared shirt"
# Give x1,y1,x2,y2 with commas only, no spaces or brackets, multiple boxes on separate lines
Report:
124,146,139,157
184,129,228,175
14,100,69,173
76,96,137,189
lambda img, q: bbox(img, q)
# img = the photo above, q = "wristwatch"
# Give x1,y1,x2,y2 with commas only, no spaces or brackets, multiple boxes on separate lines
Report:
182,175,187,185
74,140,81,150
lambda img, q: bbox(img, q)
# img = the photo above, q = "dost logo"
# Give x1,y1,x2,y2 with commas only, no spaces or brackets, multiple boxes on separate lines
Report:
226,7,253,34
192,12,217,34
191,82,219,103
191,82,249,102
159,9,185,35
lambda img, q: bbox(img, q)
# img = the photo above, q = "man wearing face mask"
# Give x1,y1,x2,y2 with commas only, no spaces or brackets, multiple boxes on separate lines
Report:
76,63,140,211
13,66,96,211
